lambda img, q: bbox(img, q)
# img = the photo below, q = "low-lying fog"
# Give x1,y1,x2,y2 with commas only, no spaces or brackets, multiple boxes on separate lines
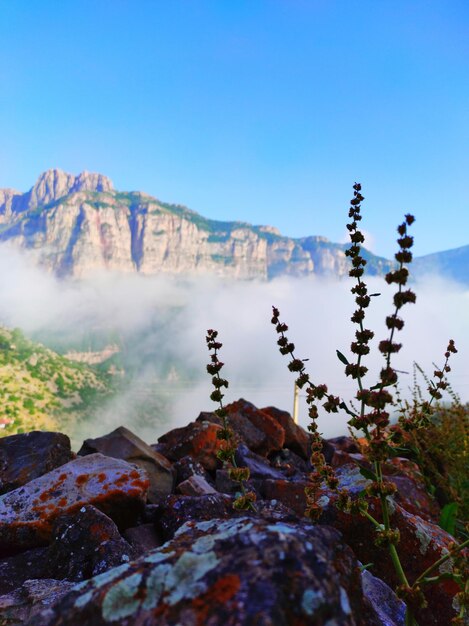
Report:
0,244,467,443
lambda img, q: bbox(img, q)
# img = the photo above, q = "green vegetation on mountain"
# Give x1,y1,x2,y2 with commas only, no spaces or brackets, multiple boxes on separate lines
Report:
0,326,114,436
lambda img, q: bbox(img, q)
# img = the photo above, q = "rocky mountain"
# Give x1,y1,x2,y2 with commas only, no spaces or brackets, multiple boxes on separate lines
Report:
412,244,469,285
0,169,394,280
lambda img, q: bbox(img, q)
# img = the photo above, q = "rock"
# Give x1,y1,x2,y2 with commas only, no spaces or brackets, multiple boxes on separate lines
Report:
329,435,362,454
197,410,266,452
388,474,440,523
268,447,310,477
226,399,285,456
320,499,464,625
214,469,262,498
123,524,163,557
27,169,113,210
30,517,377,626
332,458,439,524
0,431,73,495
0,547,49,594
0,453,149,555
78,426,175,502
331,449,368,468
177,475,218,496
173,456,213,485
261,479,310,517
0,579,75,626
197,399,285,457
361,569,405,626
156,494,235,540
234,443,285,480
0,506,137,594
261,405,311,459
0,408,460,626
45,505,137,582
157,420,223,471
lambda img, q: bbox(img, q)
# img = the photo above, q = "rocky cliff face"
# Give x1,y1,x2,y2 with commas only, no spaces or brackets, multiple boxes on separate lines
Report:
0,169,393,279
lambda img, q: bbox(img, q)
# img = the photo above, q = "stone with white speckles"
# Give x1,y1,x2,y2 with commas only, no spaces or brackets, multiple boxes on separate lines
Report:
0,454,149,555
28,517,378,626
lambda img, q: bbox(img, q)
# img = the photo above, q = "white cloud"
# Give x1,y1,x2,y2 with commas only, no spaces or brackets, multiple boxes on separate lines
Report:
0,244,467,442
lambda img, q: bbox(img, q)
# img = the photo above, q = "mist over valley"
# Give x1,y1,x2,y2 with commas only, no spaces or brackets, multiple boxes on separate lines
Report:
0,236,467,446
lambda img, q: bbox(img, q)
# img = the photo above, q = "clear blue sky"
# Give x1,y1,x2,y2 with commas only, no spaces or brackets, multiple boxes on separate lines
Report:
0,0,468,258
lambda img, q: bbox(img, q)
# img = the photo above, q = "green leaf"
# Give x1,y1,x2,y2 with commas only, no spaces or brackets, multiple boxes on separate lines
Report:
439,503,458,535
389,446,412,459
357,465,377,482
336,350,350,365
359,563,374,572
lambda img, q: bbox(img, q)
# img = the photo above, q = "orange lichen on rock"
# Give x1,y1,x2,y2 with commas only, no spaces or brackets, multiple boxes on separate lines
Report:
0,453,149,555
192,574,241,625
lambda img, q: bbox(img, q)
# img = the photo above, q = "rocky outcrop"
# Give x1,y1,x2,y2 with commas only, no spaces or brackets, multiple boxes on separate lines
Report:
0,169,394,280
0,399,464,625
31,518,377,626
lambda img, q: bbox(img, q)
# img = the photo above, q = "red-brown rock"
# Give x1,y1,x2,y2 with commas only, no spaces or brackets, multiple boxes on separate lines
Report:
0,453,149,555
226,399,285,455
197,399,286,457
261,479,310,517
261,405,311,459
158,420,223,471
320,497,463,625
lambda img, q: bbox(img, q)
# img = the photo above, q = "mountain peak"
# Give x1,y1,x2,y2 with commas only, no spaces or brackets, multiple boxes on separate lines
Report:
28,169,113,208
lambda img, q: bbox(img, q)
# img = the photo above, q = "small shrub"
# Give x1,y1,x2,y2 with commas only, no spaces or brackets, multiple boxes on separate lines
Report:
205,330,256,511
270,184,468,625
207,183,468,625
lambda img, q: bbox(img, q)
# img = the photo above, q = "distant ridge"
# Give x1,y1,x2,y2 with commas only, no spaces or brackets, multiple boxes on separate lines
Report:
412,245,469,285
0,169,467,284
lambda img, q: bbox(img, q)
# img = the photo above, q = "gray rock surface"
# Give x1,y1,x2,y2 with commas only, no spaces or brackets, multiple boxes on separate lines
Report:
0,168,394,280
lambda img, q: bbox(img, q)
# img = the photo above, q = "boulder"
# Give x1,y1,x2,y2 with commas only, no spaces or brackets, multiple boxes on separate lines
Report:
157,420,223,471
0,579,75,626
321,498,464,625
261,479,311,517
0,431,73,495
226,399,286,455
78,426,175,502
30,517,380,626
269,446,310,476
234,443,285,480
45,505,137,581
173,456,212,486
0,453,149,555
361,569,405,626
123,524,163,557
261,405,311,459
197,399,286,457
177,474,218,496
0,547,49,595
329,435,362,454
155,494,235,540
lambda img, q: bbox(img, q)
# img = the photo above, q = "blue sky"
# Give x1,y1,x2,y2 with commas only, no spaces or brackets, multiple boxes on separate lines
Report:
0,0,468,258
